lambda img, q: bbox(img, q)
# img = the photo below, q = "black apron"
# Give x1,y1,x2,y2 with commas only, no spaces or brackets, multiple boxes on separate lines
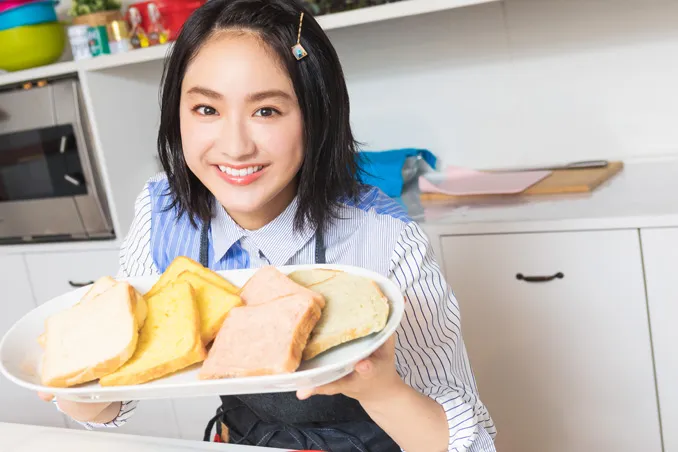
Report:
199,222,399,452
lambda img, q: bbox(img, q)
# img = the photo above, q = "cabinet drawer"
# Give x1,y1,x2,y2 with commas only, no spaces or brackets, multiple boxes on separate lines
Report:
441,229,661,452
25,249,119,304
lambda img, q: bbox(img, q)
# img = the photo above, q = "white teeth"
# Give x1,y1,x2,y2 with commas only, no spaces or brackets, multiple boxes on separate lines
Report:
218,165,263,176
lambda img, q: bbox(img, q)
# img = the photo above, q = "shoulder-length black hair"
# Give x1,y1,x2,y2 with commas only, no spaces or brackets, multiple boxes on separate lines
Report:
157,0,361,232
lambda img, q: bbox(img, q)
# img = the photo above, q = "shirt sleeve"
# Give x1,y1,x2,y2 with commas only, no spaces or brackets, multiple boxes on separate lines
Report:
63,184,156,429
389,221,497,452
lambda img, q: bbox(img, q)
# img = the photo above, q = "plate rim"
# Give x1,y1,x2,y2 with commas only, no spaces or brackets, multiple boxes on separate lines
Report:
0,264,404,400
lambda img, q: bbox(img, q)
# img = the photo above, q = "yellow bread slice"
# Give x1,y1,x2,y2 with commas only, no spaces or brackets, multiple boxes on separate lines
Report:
41,282,140,387
300,271,390,360
175,270,243,344
145,256,238,299
37,277,147,348
99,280,206,386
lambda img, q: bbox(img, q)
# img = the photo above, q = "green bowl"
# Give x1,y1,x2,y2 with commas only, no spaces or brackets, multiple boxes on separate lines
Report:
0,22,66,72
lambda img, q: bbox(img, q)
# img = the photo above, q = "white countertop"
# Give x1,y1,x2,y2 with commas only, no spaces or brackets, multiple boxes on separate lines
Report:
0,422,285,452
414,156,678,235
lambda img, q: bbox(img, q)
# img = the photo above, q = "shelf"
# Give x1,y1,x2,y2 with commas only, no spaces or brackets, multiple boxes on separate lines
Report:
0,60,78,88
0,0,498,86
319,0,497,29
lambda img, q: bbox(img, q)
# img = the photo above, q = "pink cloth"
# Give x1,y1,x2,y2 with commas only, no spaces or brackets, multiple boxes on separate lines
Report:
419,166,551,196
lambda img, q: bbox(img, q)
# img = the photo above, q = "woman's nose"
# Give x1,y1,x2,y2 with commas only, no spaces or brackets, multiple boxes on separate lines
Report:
217,118,255,159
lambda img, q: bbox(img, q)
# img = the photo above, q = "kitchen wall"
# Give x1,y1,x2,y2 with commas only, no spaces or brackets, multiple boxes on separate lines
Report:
59,0,678,169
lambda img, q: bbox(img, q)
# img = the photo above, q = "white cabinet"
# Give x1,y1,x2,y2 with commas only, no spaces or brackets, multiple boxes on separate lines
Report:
0,255,66,428
441,229,661,452
24,250,119,304
641,227,678,452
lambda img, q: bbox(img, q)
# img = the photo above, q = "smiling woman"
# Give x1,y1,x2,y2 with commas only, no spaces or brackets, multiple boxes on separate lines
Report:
43,1,497,451
158,5,360,233
177,31,306,230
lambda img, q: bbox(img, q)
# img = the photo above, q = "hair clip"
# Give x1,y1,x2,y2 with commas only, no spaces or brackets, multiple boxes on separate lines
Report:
292,12,308,60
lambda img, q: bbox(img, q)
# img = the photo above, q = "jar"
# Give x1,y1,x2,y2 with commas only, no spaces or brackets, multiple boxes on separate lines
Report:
67,25,92,61
107,20,131,54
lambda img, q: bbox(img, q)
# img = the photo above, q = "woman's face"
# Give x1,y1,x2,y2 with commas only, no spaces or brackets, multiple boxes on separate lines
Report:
180,31,304,229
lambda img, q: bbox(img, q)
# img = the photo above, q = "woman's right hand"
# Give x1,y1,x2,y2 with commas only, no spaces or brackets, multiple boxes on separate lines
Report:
38,393,121,424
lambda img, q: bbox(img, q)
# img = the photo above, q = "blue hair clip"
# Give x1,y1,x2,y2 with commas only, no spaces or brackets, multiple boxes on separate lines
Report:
292,12,308,60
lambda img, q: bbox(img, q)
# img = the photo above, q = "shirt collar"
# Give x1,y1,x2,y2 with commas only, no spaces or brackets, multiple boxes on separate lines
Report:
210,196,316,266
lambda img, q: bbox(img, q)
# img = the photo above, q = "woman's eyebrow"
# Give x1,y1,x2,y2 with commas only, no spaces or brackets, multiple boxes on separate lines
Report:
247,89,293,103
186,86,224,99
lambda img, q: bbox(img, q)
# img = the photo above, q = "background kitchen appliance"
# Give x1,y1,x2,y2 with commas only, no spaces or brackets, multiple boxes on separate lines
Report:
0,75,115,244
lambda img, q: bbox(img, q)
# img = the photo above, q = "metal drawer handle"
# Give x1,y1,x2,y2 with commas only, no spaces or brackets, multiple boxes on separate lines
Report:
516,272,564,283
68,280,94,288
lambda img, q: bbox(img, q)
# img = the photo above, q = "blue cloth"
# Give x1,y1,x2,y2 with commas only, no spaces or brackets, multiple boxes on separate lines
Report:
357,148,437,198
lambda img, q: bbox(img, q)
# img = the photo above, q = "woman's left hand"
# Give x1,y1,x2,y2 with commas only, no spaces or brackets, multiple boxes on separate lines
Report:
296,334,405,404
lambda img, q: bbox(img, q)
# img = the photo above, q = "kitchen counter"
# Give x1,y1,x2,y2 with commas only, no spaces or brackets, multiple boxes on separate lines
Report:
407,156,678,235
0,422,285,452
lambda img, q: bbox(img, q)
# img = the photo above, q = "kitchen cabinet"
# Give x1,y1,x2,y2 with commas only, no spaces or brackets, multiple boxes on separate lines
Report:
641,227,678,452
24,250,119,304
0,255,67,428
441,229,661,452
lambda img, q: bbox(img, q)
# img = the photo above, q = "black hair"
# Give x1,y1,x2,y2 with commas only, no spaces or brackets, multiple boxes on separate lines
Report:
157,0,361,232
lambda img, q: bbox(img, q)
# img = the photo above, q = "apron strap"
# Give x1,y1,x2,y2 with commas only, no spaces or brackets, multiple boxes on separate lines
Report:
314,226,326,265
199,220,210,268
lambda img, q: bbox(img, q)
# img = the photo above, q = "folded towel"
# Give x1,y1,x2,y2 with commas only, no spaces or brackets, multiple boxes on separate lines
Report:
358,148,437,198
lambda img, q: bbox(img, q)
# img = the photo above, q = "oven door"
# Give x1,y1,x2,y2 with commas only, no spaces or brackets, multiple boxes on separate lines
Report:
0,124,93,242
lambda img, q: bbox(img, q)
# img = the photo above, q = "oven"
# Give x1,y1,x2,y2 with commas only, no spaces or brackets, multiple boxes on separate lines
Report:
0,75,114,244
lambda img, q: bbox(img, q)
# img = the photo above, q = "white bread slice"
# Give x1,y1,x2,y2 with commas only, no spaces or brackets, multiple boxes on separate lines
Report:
41,282,140,387
99,280,206,386
287,269,339,287
300,271,390,360
37,277,147,348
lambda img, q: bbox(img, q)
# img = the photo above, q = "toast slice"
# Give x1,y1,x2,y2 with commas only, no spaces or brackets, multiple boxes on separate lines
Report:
37,277,147,348
301,271,390,360
288,269,339,287
145,256,238,299
99,281,206,386
41,282,140,387
175,270,243,344
199,294,322,379
240,266,325,308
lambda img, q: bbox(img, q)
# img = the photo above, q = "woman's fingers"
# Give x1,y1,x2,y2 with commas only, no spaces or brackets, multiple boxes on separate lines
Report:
38,392,54,402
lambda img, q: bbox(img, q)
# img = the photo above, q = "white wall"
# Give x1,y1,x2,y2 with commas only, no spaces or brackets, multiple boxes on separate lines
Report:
328,0,678,168
63,0,678,169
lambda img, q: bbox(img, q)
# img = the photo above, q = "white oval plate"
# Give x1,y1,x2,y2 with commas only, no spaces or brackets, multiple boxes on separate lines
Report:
0,264,403,403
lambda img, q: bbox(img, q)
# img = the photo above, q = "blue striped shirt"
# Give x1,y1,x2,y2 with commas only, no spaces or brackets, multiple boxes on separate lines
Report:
74,173,496,451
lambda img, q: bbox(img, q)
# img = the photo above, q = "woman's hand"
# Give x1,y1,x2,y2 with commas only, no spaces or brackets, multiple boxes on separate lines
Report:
296,334,406,404
38,392,121,424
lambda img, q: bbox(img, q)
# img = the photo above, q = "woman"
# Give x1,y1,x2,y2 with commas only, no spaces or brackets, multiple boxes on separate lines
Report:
45,0,496,450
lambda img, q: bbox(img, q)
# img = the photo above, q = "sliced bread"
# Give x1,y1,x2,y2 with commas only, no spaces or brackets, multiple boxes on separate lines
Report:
287,269,339,287
145,256,238,299
41,282,140,387
99,280,206,386
199,293,322,379
299,271,390,360
37,277,147,348
239,266,325,308
175,270,243,344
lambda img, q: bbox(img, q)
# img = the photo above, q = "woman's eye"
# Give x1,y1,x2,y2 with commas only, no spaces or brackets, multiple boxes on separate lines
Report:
195,106,218,116
254,107,279,118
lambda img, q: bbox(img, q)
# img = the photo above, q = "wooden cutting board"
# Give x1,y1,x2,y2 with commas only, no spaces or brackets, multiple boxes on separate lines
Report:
419,161,624,201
